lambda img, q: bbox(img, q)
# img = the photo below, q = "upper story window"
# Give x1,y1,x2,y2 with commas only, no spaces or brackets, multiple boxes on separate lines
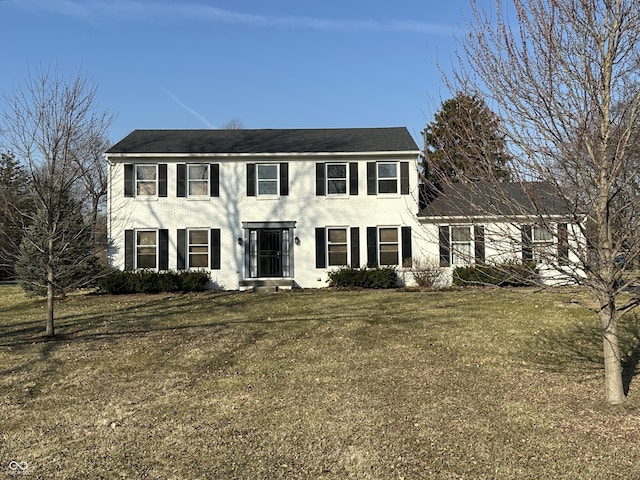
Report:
327,164,347,195
247,163,289,197
124,164,167,198
136,165,157,196
258,164,278,195
316,162,358,196
377,163,398,194
188,165,209,196
367,161,410,196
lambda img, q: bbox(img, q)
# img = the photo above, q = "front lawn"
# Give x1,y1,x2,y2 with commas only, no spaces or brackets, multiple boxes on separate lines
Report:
1,286,639,478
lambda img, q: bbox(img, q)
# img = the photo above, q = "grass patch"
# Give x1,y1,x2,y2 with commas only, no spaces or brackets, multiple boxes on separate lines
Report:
1,286,640,478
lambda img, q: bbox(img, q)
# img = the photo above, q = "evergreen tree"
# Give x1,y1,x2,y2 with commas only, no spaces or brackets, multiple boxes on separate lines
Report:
423,93,512,183
15,190,101,296
0,152,32,279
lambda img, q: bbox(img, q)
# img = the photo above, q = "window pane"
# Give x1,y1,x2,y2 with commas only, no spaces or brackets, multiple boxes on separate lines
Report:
328,229,347,243
189,230,208,244
380,247,398,265
328,179,347,194
189,182,207,196
189,254,208,268
258,180,278,195
137,231,156,246
451,226,471,242
378,179,397,194
378,163,397,178
137,254,156,269
534,225,552,242
258,165,278,179
188,165,208,180
452,244,471,265
379,228,398,243
328,247,348,266
327,164,346,178
136,165,156,181
137,182,157,196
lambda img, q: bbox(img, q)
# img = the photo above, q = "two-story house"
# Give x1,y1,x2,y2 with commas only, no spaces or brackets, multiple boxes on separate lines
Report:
105,127,581,289
105,127,422,290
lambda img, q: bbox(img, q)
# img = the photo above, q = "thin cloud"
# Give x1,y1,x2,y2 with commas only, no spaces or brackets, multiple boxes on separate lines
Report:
11,0,454,35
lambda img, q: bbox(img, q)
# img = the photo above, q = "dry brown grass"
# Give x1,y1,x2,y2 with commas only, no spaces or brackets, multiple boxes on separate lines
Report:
1,285,640,479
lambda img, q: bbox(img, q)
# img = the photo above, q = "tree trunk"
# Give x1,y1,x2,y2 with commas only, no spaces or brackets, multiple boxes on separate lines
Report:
45,237,55,337
600,304,625,404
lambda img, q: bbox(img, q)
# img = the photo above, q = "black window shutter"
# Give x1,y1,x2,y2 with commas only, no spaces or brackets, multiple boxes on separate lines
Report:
177,164,186,197
211,228,221,270
124,229,134,270
401,226,412,267
210,164,220,197
280,163,289,196
316,163,326,196
315,228,326,268
177,229,186,270
557,223,569,266
349,162,359,195
124,165,134,197
367,162,376,195
522,224,533,262
474,225,485,264
367,227,378,267
247,164,256,196
439,226,450,267
400,162,410,195
159,229,169,270
350,227,360,268
158,164,168,197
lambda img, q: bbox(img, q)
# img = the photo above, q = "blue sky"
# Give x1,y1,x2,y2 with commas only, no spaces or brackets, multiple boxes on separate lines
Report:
1,0,471,144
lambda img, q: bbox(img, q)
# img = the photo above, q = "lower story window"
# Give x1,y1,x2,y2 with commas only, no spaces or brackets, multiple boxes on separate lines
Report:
188,230,209,268
378,227,398,265
328,228,348,266
451,226,472,265
532,224,554,263
136,230,157,268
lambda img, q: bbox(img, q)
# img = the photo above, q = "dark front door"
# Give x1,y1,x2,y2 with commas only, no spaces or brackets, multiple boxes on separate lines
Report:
258,229,282,277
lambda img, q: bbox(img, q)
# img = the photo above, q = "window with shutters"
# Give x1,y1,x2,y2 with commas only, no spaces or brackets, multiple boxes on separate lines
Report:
532,225,554,263
439,225,485,267
379,227,399,265
377,163,398,194
327,228,348,266
136,230,157,268
327,164,347,195
257,164,278,195
188,164,209,196
188,230,209,268
136,165,157,196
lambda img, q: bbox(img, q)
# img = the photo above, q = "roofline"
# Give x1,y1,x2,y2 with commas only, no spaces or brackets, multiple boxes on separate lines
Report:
104,150,421,160
418,214,573,222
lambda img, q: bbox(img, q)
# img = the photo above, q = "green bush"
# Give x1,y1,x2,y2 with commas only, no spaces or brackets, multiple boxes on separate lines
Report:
328,266,398,289
452,262,538,287
97,270,210,294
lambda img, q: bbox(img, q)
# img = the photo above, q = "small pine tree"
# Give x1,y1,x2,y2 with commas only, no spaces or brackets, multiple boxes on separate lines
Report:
15,191,102,296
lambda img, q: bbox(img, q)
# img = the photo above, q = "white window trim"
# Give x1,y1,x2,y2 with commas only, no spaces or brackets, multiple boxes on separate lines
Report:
378,226,399,266
257,163,280,197
326,163,348,197
450,225,473,266
377,162,399,195
187,228,210,269
187,164,209,198
135,229,158,269
327,226,349,267
135,164,158,198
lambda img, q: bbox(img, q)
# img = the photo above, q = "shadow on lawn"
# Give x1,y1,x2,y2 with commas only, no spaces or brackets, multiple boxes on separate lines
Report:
530,311,640,396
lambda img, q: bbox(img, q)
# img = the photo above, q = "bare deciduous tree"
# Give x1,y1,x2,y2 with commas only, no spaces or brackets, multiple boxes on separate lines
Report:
434,0,640,404
1,68,113,336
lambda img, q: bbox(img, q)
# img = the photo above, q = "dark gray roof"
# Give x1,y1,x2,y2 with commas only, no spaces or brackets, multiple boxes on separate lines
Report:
418,181,571,218
106,127,419,155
